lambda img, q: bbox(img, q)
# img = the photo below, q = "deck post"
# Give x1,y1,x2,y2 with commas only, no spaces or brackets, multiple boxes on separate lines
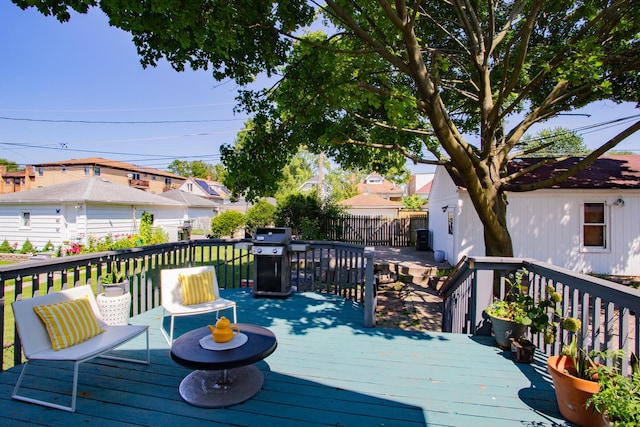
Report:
363,247,376,327
473,269,494,335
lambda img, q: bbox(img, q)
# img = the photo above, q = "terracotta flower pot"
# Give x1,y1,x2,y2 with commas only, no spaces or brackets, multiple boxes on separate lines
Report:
547,355,605,427
488,315,527,349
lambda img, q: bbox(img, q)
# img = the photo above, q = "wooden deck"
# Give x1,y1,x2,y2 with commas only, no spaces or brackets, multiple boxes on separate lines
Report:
0,289,568,426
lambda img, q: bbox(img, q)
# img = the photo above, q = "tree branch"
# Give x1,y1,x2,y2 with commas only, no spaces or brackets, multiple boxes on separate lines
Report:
504,119,640,191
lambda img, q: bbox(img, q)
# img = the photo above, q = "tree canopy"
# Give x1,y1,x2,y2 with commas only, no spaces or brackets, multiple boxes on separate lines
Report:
0,159,19,172
520,127,588,157
15,0,640,257
167,159,225,181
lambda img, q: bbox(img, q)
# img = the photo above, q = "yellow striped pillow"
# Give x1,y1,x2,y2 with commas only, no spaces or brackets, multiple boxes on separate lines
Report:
178,271,216,305
33,297,104,351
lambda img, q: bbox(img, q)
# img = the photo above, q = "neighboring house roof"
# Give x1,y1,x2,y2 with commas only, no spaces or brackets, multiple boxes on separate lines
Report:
192,178,231,198
0,166,35,179
300,175,319,191
356,173,403,196
416,180,433,195
159,189,220,208
30,157,185,180
0,177,183,206
448,155,640,190
338,193,403,208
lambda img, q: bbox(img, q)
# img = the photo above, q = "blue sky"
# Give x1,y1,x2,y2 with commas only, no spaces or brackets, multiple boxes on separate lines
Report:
1,1,638,175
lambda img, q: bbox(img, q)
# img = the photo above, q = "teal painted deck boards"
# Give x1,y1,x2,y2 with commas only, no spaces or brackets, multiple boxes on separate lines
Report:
0,289,570,426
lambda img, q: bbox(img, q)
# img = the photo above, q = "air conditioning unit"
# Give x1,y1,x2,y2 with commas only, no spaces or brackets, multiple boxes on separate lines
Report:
127,173,134,178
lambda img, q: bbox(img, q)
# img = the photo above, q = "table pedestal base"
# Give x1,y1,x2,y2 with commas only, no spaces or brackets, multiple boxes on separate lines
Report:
178,365,264,408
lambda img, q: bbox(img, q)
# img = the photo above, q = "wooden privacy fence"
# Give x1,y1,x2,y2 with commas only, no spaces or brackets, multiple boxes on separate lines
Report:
322,214,428,247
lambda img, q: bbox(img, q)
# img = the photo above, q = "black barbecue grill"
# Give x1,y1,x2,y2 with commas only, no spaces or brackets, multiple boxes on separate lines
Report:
251,227,292,298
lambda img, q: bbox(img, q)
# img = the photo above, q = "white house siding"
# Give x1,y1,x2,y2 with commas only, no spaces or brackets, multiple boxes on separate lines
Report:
428,166,464,263
83,205,141,240
179,179,210,198
429,165,640,275
83,205,186,242
0,204,66,250
508,190,640,276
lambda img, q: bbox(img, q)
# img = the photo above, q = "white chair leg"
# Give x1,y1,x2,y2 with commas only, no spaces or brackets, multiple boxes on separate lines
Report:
160,309,174,346
99,329,150,365
11,360,78,412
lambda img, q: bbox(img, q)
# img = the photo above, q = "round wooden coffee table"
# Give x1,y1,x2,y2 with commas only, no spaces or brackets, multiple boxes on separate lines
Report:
170,324,277,408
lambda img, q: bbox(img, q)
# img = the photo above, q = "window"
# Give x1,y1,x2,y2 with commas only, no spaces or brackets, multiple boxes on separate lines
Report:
94,166,101,176
186,183,193,192
61,166,66,173
38,167,44,177
165,178,172,186
84,167,90,176
131,173,141,180
21,211,31,228
582,202,607,250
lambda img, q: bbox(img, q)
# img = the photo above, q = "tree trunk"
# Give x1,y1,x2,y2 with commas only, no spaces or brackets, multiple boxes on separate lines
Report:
482,192,514,257
453,159,515,258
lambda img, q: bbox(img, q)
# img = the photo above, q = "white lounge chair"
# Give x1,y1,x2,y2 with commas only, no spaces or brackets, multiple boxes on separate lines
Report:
160,266,237,345
11,285,149,412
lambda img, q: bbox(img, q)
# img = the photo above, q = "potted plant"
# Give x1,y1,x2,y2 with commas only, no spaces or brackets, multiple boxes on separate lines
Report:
485,268,561,349
99,261,128,297
547,318,608,427
587,353,640,427
510,337,537,363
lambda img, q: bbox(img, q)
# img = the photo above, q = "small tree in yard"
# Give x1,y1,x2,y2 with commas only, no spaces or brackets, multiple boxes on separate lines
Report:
20,239,35,254
402,195,427,211
210,211,245,238
245,199,276,235
0,239,14,253
275,192,343,240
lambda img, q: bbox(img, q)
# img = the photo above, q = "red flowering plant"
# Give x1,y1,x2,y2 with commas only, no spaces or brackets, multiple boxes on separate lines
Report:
65,242,83,256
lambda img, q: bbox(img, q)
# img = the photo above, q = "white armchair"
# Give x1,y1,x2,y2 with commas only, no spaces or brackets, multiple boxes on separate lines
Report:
160,266,237,345
11,285,150,412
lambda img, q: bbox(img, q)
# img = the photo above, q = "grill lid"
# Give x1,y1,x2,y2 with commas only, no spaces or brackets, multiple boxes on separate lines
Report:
252,227,292,245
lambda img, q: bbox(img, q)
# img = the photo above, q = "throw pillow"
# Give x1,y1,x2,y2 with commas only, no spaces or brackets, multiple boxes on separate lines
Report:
178,271,217,305
33,297,104,351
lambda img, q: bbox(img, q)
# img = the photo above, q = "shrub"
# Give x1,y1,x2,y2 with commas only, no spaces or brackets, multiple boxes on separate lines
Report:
210,211,245,238
19,239,35,254
245,199,276,235
275,192,343,239
0,239,13,253
139,211,154,244
42,240,54,252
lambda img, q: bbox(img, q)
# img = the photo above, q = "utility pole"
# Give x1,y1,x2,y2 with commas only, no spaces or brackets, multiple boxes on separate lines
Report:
317,151,325,202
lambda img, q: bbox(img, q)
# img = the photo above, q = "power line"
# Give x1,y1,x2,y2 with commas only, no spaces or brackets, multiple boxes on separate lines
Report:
0,116,247,124
0,102,237,113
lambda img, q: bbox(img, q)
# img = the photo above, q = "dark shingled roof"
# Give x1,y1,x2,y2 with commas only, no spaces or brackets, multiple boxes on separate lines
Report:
449,155,640,190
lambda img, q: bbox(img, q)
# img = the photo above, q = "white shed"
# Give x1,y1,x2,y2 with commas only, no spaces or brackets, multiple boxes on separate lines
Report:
0,177,191,251
429,155,640,276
